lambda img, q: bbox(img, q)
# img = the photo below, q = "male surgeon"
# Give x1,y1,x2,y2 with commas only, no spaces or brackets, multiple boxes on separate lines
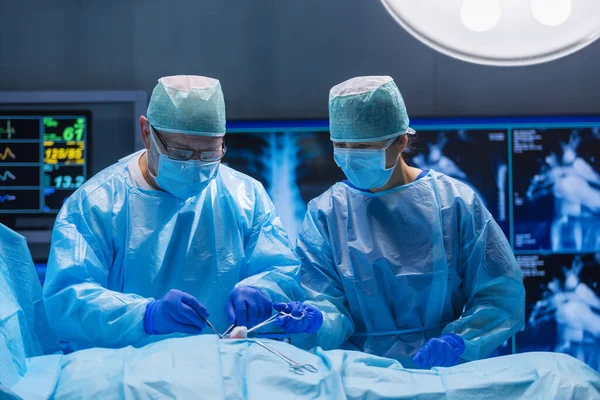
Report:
43,75,320,350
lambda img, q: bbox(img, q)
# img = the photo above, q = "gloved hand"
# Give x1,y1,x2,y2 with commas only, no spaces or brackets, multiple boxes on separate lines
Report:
413,333,465,368
144,289,209,335
225,286,272,328
273,301,324,334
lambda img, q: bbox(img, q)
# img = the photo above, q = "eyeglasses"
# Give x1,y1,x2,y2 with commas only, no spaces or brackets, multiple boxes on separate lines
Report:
151,125,226,162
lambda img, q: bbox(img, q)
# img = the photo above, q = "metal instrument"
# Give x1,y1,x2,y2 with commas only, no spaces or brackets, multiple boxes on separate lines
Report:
254,340,318,375
222,310,305,338
201,317,223,338
222,323,236,338
246,310,305,335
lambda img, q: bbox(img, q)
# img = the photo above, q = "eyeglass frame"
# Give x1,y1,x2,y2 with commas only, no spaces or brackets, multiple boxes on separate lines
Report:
150,125,226,162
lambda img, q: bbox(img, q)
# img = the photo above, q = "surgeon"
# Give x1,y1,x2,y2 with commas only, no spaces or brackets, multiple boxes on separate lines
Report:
43,75,320,350
294,76,525,369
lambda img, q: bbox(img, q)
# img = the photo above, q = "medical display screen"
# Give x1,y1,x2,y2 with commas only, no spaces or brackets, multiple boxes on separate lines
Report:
509,253,599,371
512,127,600,253
0,113,89,213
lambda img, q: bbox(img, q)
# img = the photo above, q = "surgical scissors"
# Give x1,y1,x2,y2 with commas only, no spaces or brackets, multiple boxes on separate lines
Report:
254,340,318,375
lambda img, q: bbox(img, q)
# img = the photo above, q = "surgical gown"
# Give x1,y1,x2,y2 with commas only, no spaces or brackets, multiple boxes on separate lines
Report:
43,152,304,350
295,170,525,368
0,223,59,389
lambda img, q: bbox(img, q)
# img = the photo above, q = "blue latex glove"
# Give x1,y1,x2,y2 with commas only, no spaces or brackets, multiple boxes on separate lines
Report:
273,301,324,334
225,286,272,328
144,289,209,335
413,333,465,368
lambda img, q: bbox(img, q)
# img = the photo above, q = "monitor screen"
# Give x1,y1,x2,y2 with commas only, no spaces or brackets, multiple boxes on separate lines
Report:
513,253,600,371
512,127,600,253
0,112,90,214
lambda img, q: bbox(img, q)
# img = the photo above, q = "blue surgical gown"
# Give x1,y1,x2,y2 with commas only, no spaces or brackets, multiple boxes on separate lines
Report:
295,170,525,368
0,223,60,389
43,152,304,350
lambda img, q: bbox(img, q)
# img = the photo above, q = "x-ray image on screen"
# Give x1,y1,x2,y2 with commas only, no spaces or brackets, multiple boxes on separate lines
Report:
405,129,510,236
510,253,600,372
223,131,345,243
513,128,600,252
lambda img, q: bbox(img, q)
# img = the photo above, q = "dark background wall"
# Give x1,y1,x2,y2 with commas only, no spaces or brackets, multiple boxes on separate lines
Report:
1,0,599,122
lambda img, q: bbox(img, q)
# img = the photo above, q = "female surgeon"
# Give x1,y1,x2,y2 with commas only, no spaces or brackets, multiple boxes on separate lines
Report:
294,76,525,369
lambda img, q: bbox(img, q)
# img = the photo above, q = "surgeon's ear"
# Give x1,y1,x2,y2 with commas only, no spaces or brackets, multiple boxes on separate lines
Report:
397,134,409,153
140,116,151,150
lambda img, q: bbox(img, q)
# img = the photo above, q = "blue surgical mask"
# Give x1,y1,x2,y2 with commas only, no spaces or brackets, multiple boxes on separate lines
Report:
149,131,219,199
333,137,399,189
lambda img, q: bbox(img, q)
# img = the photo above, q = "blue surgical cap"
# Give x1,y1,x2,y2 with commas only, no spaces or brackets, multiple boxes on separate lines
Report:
329,76,414,143
147,75,226,137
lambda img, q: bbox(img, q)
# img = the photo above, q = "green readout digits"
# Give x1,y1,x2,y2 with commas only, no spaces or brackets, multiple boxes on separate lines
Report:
43,117,59,128
44,117,85,141
62,118,85,141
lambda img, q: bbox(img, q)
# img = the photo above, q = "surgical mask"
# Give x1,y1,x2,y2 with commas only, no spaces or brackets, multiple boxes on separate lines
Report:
333,137,400,189
149,131,219,199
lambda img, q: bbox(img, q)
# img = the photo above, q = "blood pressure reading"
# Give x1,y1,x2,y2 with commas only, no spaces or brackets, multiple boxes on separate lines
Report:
0,115,88,213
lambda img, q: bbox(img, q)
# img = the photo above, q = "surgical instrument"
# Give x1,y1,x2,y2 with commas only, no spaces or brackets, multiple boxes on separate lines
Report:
222,310,305,338
254,339,318,375
221,323,236,339
201,316,223,338
246,310,305,335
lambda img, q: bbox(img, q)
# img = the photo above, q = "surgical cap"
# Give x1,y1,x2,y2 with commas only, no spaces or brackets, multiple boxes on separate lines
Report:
147,75,226,136
329,76,413,143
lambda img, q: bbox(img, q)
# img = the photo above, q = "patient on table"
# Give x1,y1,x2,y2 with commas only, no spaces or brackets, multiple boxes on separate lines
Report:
1,223,599,399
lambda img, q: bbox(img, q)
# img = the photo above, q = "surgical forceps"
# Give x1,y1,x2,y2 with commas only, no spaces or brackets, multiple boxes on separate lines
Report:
222,310,305,338
246,310,305,335
254,340,318,375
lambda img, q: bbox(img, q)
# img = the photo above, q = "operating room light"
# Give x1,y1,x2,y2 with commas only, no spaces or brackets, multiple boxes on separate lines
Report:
381,0,600,66
530,0,571,27
460,0,502,32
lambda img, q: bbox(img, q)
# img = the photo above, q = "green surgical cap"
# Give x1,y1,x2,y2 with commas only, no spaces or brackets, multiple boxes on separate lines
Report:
329,76,414,143
147,75,226,136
